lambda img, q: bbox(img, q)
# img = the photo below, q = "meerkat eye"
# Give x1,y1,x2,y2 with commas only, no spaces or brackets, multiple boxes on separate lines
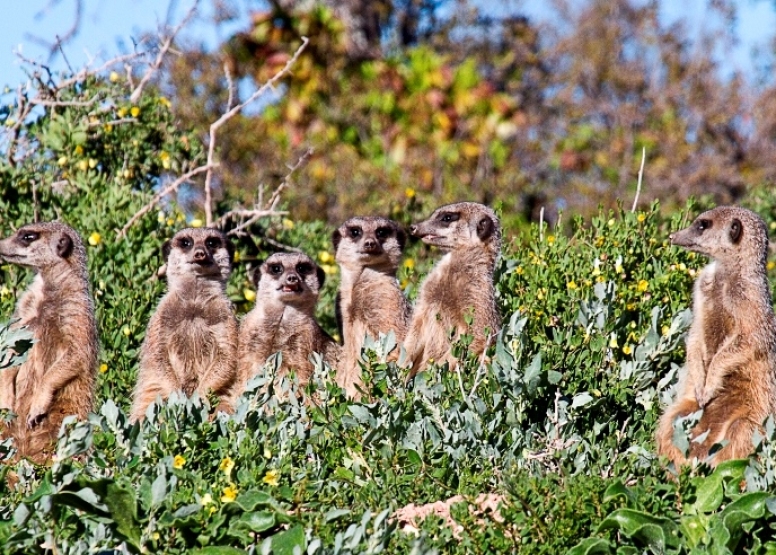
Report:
439,212,459,224
348,227,362,239
696,219,712,231
297,263,313,275
177,236,193,249
269,264,283,275
205,237,222,250
375,227,392,239
19,231,39,243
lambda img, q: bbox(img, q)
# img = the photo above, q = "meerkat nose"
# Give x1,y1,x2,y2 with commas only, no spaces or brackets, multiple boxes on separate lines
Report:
287,274,299,283
409,224,418,235
193,248,207,260
364,238,377,250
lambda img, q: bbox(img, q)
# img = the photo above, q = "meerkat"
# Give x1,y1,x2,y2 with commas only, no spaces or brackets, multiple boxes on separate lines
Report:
238,252,340,391
0,222,98,463
333,216,410,398
404,202,502,379
130,228,238,421
656,206,776,467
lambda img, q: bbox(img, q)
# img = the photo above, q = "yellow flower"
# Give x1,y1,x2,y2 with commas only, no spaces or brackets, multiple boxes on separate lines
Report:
262,469,280,487
209,506,217,514
57,156,68,166
88,158,98,169
594,236,604,248
282,218,295,230
405,187,416,198
596,275,605,283
221,484,238,503
662,325,670,336
99,363,108,374
77,160,88,171
678,263,687,272
109,71,119,82
88,232,101,246
190,218,203,228
244,289,256,302
152,532,160,541
176,213,185,222
546,235,555,244
0,285,10,298
332,333,341,343
158,97,171,108
609,335,619,349
173,455,186,469
117,107,127,118
130,106,140,118
263,447,272,459
219,456,235,476
566,281,578,290
233,251,241,263
318,251,334,264
166,218,174,227
637,213,646,223
515,266,523,275
321,264,337,275
607,218,615,227
159,151,171,170
199,493,213,506
122,326,131,337
615,256,623,274
622,345,632,355
637,280,649,293
403,258,415,270
103,124,113,133
75,145,84,155
771,221,776,231
768,261,775,271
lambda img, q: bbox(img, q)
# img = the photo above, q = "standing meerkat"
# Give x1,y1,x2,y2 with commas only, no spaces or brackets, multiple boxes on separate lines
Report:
404,202,501,379
656,206,776,467
238,252,340,391
333,216,410,398
0,222,98,462
131,228,238,421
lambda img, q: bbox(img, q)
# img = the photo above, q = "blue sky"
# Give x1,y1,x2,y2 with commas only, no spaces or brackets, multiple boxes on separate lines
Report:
0,1,774,89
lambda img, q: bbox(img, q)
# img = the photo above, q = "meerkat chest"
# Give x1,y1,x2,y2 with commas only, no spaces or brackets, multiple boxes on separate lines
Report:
695,263,735,357
14,275,47,329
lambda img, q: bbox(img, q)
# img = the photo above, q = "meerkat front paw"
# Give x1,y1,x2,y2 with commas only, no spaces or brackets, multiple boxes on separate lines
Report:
695,384,711,408
27,393,52,429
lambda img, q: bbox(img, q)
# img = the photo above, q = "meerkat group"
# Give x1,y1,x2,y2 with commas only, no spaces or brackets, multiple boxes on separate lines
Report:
1,202,775,468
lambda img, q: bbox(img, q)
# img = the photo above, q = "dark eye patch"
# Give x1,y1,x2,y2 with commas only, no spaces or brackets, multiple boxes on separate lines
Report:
296,263,313,275
177,236,193,250
375,227,392,239
205,236,222,250
348,227,362,239
696,219,712,231
18,230,40,244
269,263,283,275
439,212,460,224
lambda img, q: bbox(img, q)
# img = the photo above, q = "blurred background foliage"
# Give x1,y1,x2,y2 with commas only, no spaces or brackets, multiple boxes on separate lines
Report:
160,0,776,226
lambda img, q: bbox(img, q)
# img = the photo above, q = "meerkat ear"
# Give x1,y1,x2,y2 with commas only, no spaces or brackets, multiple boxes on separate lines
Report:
395,227,407,250
332,229,342,251
251,264,263,288
730,218,743,244
162,239,172,261
476,217,495,241
56,233,73,258
317,265,326,288
224,236,235,263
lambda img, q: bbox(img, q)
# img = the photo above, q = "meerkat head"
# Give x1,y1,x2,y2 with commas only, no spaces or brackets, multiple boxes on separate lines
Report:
670,206,769,267
0,221,86,273
254,252,324,310
161,228,234,285
410,202,501,255
332,216,406,272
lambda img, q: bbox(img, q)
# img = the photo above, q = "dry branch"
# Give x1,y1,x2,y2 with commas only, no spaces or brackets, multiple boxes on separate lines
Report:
118,164,215,237
203,36,310,226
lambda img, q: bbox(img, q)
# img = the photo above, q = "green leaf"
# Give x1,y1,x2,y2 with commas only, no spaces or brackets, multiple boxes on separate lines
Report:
597,509,679,549
232,511,276,534
523,352,542,394
679,514,709,548
567,537,614,555
712,492,774,550
602,481,637,509
104,482,142,551
692,473,724,513
324,508,351,522
190,548,246,555
269,525,306,555
234,490,277,512
547,370,562,385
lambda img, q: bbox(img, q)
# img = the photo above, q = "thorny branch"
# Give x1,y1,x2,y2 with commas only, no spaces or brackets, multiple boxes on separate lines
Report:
203,36,310,226
214,147,313,236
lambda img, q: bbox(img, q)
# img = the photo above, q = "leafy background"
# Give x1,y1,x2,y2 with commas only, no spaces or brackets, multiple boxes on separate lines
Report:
3,1,776,553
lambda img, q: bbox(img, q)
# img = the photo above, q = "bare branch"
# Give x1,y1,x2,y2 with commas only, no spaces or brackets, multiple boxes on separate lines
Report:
129,2,198,104
631,146,646,213
224,62,235,111
204,36,310,226
266,147,314,210
30,93,101,107
118,164,216,238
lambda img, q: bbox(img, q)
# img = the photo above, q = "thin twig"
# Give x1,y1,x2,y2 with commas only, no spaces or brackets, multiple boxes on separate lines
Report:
118,164,216,237
30,93,100,107
632,146,646,213
130,3,198,103
204,36,310,226
266,147,313,211
224,62,235,111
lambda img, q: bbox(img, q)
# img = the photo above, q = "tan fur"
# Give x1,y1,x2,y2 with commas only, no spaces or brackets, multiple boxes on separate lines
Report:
333,217,410,398
0,222,98,463
656,206,776,467
131,228,238,421
238,253,340,391
404,202,501,378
